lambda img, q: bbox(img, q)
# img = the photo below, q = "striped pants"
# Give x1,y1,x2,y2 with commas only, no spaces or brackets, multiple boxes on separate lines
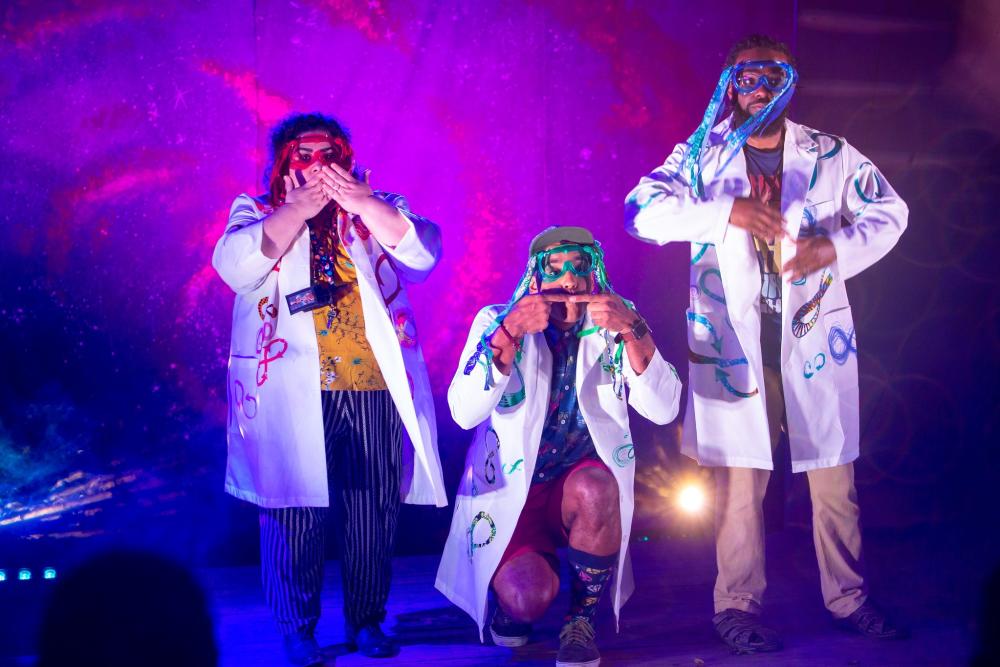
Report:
259,390,403,635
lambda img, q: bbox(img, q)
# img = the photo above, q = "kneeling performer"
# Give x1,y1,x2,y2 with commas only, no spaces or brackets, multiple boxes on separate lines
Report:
436,226,682,667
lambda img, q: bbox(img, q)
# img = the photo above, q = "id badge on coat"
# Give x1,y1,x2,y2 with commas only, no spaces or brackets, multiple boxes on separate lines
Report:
286,282,344,314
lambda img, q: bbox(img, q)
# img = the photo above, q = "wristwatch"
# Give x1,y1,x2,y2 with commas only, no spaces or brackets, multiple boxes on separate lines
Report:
616,318,650,344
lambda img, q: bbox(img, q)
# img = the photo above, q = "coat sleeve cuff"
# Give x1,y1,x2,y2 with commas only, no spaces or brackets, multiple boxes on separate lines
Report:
623,347,668,385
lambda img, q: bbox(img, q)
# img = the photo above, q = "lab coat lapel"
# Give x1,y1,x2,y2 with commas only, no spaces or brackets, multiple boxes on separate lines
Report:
780,122,818,366
782,120,817,243
521,332,552,481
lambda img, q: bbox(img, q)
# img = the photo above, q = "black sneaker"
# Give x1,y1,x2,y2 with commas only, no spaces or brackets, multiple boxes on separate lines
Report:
348,622,399,658
490,606,531,647
282,628,325,666
556,617,600,667
836,602,909,640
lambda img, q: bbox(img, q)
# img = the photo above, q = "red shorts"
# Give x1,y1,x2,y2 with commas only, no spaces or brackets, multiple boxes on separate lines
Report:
496,457,609,573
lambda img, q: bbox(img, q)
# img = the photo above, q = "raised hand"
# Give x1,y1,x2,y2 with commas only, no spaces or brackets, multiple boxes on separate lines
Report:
729,197,785,241
502,294,561,338
283,169,335,219
783,236,836,282
565,294,638,332
323,162,375,216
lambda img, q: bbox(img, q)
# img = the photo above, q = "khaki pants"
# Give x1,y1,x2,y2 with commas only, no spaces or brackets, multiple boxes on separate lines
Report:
713,367,867,619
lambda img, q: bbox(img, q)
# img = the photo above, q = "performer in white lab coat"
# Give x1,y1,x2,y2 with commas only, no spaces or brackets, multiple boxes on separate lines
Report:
436,227,681,667
625,35,908,652
213,113,446,665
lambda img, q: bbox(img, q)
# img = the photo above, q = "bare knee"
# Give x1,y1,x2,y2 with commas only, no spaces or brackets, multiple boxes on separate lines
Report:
493,555,559,622
496,583,558,622
566,467,620,524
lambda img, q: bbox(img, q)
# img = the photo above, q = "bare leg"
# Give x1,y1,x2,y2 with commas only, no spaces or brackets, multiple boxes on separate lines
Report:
562,465,621,554
493,552,560,623
560,464,621,634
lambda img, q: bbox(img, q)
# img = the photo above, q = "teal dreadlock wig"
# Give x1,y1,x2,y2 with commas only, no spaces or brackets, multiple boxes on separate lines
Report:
462,240,634,391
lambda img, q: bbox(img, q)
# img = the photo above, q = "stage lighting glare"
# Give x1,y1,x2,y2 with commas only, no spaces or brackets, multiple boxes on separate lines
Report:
0,569,6,582
43,568,57,580
677,483,707,514
18,569,31,581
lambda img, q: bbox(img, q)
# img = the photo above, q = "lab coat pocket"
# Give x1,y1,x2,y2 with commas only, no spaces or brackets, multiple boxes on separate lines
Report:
227,355,261,442
685,307,728,355
800,199,838,238
459,422,508,498
685,308,754,402
690,264,728,316
822,306,858,391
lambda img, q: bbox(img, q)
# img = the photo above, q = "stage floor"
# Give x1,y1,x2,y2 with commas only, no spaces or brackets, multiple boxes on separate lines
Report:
206,528,976,666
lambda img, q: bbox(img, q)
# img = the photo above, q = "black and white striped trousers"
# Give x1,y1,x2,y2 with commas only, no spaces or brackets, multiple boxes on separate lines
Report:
259,390,402,635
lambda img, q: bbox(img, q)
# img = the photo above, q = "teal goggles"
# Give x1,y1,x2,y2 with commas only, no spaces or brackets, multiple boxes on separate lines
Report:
534,243,597,283
731,60,796,95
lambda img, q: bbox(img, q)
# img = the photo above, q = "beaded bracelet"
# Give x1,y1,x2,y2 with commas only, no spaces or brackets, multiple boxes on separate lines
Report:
495,321,522,351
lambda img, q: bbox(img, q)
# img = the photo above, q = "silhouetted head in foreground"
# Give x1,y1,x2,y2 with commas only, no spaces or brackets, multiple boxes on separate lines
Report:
36,550,217,667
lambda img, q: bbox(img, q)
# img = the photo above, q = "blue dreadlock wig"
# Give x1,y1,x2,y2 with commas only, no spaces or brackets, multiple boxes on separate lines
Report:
681,60,798,198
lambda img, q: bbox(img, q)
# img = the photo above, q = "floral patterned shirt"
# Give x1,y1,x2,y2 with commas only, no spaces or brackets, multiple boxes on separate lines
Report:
312,223,386,391
531,321,598,485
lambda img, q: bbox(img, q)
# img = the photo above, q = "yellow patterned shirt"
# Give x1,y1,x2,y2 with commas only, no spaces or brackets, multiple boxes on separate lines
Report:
312,240,386,391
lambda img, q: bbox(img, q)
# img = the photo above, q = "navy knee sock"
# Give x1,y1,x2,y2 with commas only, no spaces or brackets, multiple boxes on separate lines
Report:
566,547,618,626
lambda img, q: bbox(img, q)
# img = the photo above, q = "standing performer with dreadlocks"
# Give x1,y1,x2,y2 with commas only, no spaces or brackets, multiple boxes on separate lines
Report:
436,227,681,667
212,113,446,665
625,35,908,652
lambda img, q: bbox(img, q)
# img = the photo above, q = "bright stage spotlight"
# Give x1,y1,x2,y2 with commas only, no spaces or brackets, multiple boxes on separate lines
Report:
677,482,707,514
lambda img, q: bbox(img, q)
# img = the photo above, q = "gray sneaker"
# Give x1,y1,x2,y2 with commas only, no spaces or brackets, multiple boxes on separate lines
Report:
556,617,600,667
490,606,531,647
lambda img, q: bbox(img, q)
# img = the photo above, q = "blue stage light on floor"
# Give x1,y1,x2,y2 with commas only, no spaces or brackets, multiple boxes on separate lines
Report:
0,569,6,582
43,568,57,580
18,569,31,581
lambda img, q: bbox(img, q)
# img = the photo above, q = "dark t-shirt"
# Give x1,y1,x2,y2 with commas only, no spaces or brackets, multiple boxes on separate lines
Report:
743,143,783,368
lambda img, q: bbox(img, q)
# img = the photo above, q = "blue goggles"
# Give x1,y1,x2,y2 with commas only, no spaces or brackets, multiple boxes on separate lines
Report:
534,244,596,283
731,60,796,95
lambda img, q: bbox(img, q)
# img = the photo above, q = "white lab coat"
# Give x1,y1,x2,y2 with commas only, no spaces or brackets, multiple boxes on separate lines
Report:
625,118,907,472
435,306,682,639
212,192,447,508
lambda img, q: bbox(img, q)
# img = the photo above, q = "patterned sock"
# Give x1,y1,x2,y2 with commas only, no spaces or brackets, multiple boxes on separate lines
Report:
566,547,618,625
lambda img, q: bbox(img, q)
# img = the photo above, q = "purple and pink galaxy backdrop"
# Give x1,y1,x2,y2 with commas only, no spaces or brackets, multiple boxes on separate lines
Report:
0,1,791,556
3,0,995,566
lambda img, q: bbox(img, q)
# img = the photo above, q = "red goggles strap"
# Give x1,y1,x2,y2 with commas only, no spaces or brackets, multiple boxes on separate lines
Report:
294,134,335,145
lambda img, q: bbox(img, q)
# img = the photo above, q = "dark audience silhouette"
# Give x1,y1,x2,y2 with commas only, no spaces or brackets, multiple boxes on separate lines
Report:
36,550,218,667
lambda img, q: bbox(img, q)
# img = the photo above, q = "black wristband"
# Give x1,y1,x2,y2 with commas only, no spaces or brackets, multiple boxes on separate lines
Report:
615,318,650,344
